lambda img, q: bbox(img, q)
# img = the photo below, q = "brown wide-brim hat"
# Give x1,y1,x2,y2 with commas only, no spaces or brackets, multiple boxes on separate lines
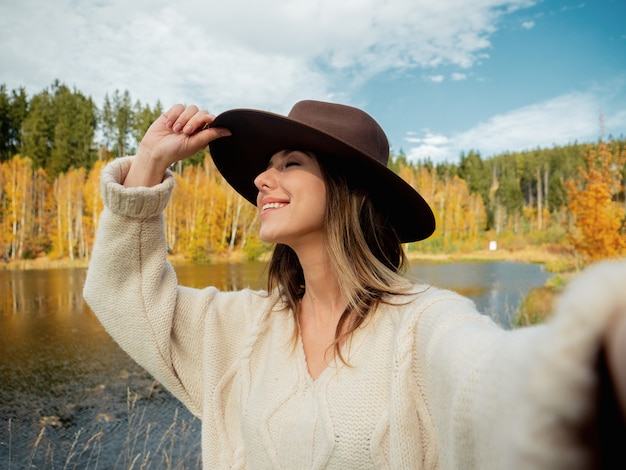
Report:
208,100,435,242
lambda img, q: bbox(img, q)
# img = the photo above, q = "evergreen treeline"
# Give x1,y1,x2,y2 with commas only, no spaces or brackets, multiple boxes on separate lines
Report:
1,80,625,263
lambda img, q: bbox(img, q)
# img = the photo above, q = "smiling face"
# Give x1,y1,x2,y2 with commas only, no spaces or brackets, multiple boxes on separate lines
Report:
254,150,327,250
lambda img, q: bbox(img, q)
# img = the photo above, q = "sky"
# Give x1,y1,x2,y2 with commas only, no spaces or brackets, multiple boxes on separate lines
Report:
0,0,624,163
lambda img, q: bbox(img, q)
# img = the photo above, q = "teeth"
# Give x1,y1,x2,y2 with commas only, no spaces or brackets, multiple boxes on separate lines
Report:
262,202,287,210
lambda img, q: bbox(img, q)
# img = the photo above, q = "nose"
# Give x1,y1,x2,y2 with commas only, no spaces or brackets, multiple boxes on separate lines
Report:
254,167,277,192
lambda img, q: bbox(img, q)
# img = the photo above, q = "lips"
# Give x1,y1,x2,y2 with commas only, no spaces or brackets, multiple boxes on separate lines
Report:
262,202,287,211
259,196,291,216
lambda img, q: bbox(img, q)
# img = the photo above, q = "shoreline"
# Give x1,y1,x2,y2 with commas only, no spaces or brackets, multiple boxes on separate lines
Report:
1,245,580,273
407,245,581,273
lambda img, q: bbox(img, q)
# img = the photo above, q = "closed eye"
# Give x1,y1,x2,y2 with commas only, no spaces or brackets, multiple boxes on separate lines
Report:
266,150,314,171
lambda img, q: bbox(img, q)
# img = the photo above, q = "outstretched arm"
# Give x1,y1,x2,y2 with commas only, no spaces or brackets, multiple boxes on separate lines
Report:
591,310,626,466
604,310,626,417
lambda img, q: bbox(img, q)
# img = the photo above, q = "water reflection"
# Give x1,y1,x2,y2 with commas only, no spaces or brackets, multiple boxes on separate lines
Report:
0,260,552,467
1,269,86,315
172,260,268,291
0,268,203,468
407,260,553,326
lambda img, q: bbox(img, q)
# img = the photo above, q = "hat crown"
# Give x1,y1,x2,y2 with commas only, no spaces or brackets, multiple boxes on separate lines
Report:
288,100,390,166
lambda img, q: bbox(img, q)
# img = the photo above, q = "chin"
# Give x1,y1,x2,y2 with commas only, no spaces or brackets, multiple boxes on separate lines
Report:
258,231,279,244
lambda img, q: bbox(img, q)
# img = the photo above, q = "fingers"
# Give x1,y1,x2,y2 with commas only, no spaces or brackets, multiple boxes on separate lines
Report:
162,103,186,129
174,105,200,133
153,104,231,158
164,104,216,136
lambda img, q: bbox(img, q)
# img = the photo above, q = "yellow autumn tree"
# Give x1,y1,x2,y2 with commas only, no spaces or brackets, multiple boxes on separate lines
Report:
169,162,226,258
166,153,260,260
0,155,34,259
82,159,108,257
566,141,626,262
50,167,87,259
396,163,486,250
433,174,486,248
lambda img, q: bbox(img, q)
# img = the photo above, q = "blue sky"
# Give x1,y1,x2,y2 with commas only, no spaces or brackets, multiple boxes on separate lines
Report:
0,0,624,163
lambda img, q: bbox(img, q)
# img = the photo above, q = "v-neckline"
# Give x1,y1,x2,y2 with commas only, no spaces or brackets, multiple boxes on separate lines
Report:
295,313,375,383
296,332,337,383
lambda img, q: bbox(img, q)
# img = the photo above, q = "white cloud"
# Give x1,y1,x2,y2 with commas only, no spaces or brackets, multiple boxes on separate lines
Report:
426,75,446,83
451,73,467,81
605,109,626,138
0,0,536,113
521,21,535,29
405,92,615,163
560,3,586,12
405,130,452,161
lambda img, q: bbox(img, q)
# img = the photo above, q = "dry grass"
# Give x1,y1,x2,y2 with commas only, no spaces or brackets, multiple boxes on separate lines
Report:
6,389,201,470
514,285,558,326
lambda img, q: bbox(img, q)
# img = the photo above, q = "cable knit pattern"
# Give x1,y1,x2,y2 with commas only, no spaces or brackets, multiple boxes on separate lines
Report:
83,156,626,469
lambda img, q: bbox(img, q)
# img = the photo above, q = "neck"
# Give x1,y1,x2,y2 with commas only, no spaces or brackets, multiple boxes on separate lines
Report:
301,284,346,326
295,245,347,325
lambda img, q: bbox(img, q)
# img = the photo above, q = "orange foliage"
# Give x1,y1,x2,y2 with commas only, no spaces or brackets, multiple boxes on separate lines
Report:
566,142,626,262
399,164,486,246
83,160,107,257
167,153,259,260
0,155,34,259
50,167,87,259
0,153,263,261
1,142,622,262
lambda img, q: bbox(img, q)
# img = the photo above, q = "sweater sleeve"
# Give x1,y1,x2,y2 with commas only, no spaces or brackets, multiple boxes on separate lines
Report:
82,156,265,417
505,259,626,468
412,259,626,469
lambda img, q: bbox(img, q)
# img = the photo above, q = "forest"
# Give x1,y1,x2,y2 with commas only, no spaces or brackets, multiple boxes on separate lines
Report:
1,80,625,265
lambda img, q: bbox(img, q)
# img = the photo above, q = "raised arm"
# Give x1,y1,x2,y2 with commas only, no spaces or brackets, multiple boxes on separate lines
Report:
124,104,231,187
83,105,233,415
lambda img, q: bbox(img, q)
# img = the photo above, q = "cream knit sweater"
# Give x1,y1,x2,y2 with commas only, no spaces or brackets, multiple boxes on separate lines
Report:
84,157,626,469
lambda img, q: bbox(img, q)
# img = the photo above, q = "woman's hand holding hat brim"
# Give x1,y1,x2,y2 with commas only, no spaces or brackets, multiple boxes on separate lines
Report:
124,104,231,188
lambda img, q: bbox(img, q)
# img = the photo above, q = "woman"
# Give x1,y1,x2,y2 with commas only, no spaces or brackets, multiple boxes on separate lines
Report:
84,100,626,469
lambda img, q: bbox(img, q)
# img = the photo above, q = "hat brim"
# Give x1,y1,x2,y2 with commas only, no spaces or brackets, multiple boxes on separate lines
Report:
209,109,435,242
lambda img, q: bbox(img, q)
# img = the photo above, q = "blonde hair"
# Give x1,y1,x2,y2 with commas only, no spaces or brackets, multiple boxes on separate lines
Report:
267,153,413,363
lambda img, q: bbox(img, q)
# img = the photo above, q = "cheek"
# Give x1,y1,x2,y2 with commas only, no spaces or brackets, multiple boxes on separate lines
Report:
311,183,327,217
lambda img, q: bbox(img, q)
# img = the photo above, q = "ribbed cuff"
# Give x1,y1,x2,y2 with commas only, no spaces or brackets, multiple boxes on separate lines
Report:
100,156,175,219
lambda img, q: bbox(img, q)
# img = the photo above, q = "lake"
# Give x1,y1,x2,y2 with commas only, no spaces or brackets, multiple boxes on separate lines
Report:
0,260,552,468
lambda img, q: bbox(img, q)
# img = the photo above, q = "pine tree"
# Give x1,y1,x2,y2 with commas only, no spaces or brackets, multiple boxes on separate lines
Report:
0,84,28,162
100,90,134,157
21,88,55,170
49,82,97,176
